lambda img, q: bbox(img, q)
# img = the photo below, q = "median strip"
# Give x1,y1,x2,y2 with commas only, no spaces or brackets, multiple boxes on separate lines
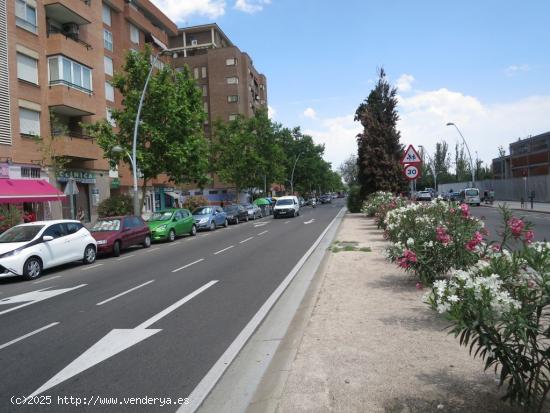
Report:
96,280,155,306
214,246,234,255
172,258,205,273
0,322,60,351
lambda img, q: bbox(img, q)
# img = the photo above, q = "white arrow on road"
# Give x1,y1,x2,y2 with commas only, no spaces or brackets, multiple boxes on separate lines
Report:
28,280,218,398
304,219,316,225
0,285,87,316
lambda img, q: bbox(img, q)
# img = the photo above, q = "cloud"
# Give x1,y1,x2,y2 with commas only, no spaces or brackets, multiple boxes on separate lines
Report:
303,107,317,119
234,0,271,13
150,0,226,21
268,105,277,119
505,64,530,76
396,74,415,92
397,88,550,166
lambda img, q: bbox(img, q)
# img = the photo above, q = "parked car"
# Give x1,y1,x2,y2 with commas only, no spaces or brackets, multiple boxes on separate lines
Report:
298,197,305,207
91,216,151,257
450,192,461,202
192,206,228,231
319,194,332,204
273,196,300,218
244,203,262,220
223,204,249,224
416,191,432,201
0,220,96,280
305,197,317,207
459,188,481,206
147,208,197,242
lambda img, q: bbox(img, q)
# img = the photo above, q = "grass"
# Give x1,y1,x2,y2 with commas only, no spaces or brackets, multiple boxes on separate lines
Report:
329,241,371,253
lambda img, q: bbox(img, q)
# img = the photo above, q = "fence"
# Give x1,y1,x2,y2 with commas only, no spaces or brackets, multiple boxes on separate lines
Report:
438,175,550,203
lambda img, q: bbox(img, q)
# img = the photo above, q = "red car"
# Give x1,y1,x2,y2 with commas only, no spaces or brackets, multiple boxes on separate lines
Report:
90,216,151,257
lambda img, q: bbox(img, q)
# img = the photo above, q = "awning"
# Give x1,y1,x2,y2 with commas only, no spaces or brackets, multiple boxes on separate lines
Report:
164,191,180,200
0,179,66,203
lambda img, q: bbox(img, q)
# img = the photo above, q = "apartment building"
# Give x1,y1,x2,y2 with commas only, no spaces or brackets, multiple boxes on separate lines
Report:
493,131,550,179
0,2,266,219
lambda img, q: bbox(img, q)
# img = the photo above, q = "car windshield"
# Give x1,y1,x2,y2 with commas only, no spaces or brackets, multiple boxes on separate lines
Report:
0,225,44,243
150,211,173,221
466,189,479,196
193,207,213,215
276,199,293,206
419,192,430,196
91,219,121,232
224,206,237,213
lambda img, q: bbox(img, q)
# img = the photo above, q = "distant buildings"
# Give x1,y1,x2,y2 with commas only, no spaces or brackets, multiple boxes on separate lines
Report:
492,131,550,179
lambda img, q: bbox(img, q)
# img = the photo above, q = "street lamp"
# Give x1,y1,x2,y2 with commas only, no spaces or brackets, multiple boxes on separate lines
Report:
290,152,303,195
446,122,475,187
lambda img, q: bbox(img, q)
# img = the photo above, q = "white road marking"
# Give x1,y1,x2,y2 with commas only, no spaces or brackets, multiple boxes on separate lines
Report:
145,247,160,252
96,280,155,306
304,219,316,225
254,222,268,228
33,275,61,284
239,237,254,244
0,322,60,351
116,254,135,261
172,258,205,273
214,246,234,255
82,264,103,271
28,280,218,399
0,285,87,316
284,221,290,224
257,230,268,236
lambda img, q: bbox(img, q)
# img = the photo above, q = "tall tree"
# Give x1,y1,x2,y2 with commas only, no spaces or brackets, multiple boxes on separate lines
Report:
85,47,209,210
339,154,359,187
355,68,405,198
454,142,471,182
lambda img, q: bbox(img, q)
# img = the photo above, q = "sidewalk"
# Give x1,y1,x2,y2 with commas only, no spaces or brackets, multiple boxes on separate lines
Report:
484,200,550,213
248,213,520,413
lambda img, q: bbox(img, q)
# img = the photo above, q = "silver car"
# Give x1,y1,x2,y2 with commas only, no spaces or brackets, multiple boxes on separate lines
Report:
244,204,262,220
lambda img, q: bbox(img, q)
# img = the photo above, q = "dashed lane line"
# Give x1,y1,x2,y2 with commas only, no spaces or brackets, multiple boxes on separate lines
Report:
96,280,155,306
0,322,60,351
239,237,254,244
172,258,205,273
214,246,234,255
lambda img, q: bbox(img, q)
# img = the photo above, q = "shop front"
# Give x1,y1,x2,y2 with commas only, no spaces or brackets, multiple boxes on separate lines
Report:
57,170,102,223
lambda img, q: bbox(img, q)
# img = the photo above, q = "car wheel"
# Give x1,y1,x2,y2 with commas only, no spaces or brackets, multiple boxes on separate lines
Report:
297,210,300,216
22,257,42,280
235,217,239,225
143,235,151,248
224,219,228,228
113,241,121,257
83,245,96,264
210,221,216,231
246,215,249,222
190,225,197,236
168,229,176,242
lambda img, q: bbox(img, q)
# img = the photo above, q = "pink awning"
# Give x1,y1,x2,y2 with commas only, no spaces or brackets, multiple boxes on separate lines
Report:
0,179,66,203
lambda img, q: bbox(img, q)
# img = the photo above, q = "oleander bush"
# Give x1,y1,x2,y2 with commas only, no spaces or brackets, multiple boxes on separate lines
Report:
97,194,134,217
346,185,363,213
183,195,210,212
0,206,21,233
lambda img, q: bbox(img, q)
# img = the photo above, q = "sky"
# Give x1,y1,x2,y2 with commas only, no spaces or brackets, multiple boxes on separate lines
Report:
151,0,550,171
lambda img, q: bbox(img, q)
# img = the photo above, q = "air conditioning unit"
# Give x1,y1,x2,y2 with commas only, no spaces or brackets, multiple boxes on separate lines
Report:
191,39,198,46
62,23,79,39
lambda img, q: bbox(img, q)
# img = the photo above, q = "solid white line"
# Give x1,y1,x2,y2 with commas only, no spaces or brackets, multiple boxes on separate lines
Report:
116,254,135,261
82,264,103,271
138,280,218,329
0,322,60,351
145,247,161,252
172,258,205,273
96,280,155,306
179,207,346,413
33,275,61,284
214,246,234,255
257,230,268,236
239,237,253,244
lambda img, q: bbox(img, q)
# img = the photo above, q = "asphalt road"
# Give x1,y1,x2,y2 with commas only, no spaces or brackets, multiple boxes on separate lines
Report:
471,205,550,245
0,201,344,412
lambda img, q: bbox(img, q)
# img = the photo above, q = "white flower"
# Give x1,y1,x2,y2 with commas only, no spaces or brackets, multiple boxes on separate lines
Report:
407,238,414,246
437,302,451,313
448,295,460,303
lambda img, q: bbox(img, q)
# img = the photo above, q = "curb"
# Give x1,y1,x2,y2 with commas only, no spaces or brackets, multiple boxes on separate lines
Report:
480,204,550,215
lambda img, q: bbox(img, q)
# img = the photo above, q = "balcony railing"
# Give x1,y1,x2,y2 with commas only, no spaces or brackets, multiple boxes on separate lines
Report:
49,79,93,95
52,129,94,142
47,28,92,50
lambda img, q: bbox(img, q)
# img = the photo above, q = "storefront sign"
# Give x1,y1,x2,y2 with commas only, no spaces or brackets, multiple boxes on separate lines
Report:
110,178,120,189
57,170,96,184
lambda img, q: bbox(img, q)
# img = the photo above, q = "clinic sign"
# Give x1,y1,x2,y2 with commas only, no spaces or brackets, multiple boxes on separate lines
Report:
57,170,96,184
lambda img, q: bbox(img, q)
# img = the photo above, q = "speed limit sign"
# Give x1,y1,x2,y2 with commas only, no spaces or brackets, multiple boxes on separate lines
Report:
404,164,420,180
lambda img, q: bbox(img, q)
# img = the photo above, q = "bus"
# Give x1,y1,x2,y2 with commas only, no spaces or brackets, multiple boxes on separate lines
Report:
459,188,481,206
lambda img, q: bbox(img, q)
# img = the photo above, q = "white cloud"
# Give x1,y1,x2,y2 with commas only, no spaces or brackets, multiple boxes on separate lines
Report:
234,0,271,13
505,64,530,76
303,107,317,119
268,105,277,119
150,0,226,20
397,88,550,166
396,74,415,92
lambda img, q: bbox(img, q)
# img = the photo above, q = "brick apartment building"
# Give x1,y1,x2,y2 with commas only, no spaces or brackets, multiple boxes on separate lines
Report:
0,0,267,221
492,131,550,179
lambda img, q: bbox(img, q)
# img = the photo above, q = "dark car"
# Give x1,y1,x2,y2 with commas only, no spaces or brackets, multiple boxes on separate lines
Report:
91,216,151,257
223,204,249,224
319,195,332,204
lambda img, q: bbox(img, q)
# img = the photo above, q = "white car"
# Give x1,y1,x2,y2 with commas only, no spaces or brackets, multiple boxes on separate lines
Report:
273,196,300,218
0,220,97,280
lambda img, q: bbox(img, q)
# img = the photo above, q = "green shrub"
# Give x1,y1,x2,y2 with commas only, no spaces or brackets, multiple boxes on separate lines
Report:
183,195,209,212
346,185,363,212
97,194,133,217
0,206,21,233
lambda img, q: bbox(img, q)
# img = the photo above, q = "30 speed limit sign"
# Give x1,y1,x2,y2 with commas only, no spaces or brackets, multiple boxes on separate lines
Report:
404,164,420,180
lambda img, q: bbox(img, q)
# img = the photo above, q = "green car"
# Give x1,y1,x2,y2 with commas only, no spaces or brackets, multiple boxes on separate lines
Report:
147,208,197,242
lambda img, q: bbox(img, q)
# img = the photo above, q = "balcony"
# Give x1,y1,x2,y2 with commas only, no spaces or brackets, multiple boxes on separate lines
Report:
44,0,92,24
51,131,98,161
123,2,168,47
46,32,92,67
48,86,95,118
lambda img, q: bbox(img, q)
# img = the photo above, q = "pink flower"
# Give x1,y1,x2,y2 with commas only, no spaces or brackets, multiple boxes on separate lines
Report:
491,243,501,252
436,226,452,245
507,217,525,238
398,249,417,268
464,231,483,252
416,282,423,289
524,230,534,244
460,203,470,217
450,208,456,214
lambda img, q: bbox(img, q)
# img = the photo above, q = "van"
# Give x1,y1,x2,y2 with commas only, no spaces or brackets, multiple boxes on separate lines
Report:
459,188,481,206
273,196,300,218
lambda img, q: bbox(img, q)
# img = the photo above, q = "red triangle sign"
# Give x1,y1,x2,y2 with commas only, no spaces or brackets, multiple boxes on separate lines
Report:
401,145,422,164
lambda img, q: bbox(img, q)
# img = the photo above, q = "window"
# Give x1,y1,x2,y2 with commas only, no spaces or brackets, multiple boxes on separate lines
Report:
129,23,140,44
21,166,41,178
202,85,207,97
105,82,114,102
104,56,113,76
193,68,199,79
103,29,113,51
225,58,236,66
48,56,92,93
106,108,115,126
226,77,238,85
227,95,239,103
228,114,237,121
102,3,111,26
19,108,40,136
201,67,207,78
66,222,83,234
43,224,68,239
17,53,38,84
15,0,37,33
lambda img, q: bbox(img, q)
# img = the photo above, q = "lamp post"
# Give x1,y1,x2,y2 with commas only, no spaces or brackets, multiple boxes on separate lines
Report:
290,152,303,195
446,122,475,187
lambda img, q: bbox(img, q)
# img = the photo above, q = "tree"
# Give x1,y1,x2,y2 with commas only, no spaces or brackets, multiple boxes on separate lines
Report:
454,142,471,182
339,154,358,187
85,47,210,211
355,68,405,198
